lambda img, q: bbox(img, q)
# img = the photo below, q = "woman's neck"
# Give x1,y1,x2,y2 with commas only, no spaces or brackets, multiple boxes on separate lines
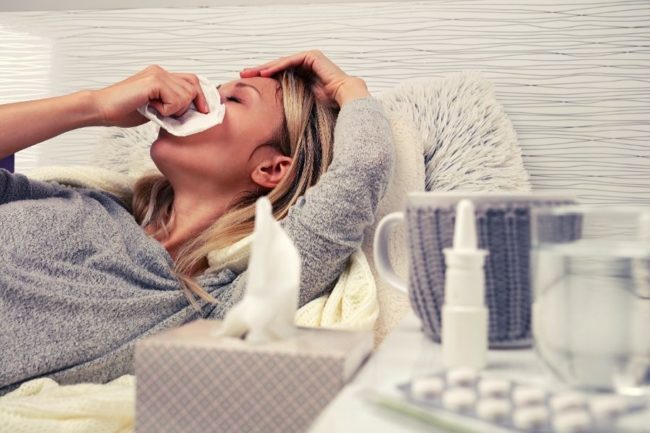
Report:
148,190,233,261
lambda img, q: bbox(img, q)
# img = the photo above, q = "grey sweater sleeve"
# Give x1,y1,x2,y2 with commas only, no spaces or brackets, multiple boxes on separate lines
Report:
0,169,70,204
280,96,395,307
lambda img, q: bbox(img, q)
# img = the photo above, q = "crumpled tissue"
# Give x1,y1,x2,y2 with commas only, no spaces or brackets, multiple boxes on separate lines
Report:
137,74,226,136
213,196,301,344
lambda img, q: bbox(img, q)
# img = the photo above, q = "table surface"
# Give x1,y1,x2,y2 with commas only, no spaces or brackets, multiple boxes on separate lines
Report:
307,311,650,433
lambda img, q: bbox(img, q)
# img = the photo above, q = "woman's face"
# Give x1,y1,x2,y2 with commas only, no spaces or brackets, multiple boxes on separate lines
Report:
150,76,285,195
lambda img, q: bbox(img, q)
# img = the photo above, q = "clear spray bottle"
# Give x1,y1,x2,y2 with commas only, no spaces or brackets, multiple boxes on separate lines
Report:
442,199,489,370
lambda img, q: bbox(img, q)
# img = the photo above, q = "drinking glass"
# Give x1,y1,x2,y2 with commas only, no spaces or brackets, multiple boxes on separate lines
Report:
531,205,650,396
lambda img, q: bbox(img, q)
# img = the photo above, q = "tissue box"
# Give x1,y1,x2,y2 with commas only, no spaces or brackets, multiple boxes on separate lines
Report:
135,319,372,433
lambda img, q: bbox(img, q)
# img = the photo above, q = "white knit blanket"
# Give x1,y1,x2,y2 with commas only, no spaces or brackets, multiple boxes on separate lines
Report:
0,375,135,433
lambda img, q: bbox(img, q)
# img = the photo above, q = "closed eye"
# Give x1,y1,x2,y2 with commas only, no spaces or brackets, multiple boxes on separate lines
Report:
216,86,242,104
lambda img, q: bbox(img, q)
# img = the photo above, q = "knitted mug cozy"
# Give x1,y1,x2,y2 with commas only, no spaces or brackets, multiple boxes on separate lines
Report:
405,199,578,348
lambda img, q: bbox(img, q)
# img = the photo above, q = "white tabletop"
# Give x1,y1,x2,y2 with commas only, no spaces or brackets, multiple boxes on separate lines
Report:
308,311,650,433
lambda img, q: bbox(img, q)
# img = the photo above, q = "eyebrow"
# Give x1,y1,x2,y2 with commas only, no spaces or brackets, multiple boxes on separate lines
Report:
216,82,261,96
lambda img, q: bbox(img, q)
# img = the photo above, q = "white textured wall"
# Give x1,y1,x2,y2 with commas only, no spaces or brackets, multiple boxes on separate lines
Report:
0,0,648,205
0,0,384,11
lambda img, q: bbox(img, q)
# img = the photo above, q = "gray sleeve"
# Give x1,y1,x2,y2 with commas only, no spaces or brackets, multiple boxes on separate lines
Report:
280,96,395,308
203,271,248,320
0,169,69,205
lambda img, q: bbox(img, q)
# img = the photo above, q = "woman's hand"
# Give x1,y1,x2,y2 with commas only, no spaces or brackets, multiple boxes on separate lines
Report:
239,50,370,108
91,65,210,128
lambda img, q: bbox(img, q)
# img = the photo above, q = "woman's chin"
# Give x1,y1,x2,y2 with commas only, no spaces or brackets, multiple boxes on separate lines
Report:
149,134,190,174
156,126,185,138
149,137,172,166
152,130,183,149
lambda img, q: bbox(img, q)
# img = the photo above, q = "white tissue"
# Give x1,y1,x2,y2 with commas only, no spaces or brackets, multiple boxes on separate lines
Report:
213,196,301,344
137,74,226,136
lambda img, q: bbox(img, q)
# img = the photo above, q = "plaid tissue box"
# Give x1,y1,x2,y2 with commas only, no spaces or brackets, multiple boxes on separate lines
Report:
135,319,373,433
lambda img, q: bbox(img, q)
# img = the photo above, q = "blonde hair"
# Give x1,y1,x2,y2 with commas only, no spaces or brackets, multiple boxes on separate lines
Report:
131,69,339,311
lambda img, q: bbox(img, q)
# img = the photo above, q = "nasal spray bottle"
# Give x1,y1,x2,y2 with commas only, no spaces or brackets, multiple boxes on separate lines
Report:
442,199,489,370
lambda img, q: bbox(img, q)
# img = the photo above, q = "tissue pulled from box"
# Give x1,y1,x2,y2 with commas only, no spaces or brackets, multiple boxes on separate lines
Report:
137,74,225,136
214,196,301,344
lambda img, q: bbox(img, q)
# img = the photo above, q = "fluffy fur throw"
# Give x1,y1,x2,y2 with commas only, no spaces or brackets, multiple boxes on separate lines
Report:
380,70,530,192
94,122,160,178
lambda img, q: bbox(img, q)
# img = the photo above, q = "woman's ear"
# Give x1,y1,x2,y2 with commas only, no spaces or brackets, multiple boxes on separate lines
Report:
250,154,293,189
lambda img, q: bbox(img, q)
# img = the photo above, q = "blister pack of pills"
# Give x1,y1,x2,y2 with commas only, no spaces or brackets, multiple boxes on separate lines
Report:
398,368,647,432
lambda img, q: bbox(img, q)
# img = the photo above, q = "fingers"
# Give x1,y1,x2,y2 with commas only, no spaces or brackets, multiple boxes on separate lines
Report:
149,71,208,117
239,69,260,78
239,50,352,107
175,73,210,114
149,76,188,117
240,56,289,76
240,51,318,78
171,78,196,117
99,65,213,128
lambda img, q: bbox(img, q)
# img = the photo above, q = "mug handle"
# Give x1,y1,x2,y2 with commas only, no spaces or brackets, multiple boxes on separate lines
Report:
373,212,408,293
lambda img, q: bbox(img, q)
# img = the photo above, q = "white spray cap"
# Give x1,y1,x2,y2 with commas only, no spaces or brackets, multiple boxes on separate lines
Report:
454,199,479,251
443,199,488,304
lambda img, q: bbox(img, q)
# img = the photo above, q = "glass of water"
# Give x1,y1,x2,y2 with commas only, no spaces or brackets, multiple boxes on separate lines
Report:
530,205,650,396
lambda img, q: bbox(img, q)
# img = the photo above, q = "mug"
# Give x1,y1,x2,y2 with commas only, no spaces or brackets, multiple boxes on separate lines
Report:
374,191,575,348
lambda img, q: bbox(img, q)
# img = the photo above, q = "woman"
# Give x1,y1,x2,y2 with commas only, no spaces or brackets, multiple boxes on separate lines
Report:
0,50,395,394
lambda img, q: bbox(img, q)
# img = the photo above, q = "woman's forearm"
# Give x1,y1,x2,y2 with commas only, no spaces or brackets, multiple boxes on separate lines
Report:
0,66,213,160
0,90,98,159
0,71,369,160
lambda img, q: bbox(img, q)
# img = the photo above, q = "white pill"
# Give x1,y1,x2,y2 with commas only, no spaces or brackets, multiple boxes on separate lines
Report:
478,378,511,398
512,406,550,430
446,367,478,387
476,398,512,422
552,410,592,433
442,387,477,412
550,392,587,413
512,386,546,406
589,395,628,420
411,376,445,400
